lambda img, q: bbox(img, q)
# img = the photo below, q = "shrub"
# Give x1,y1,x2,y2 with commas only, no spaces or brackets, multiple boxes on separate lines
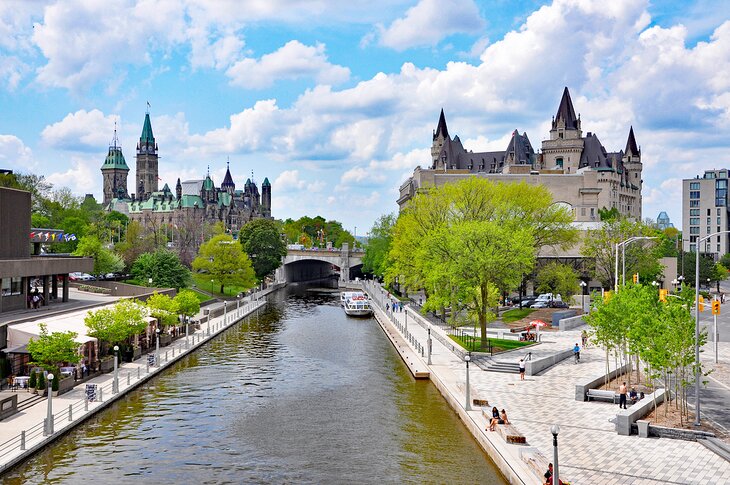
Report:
51,372,60,391
37,372,46,390
28,371,37,389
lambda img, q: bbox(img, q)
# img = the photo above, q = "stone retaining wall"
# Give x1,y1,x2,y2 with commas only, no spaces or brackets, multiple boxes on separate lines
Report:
525,348,573,376
558,314,585,331
575,363,632,401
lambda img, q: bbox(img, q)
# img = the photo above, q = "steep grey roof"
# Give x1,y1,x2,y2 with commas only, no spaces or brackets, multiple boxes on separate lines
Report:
221,164,235,189
580,133,611,169
552,87,580,130
625,126,640,157
506,130,535,164
433,108,449,140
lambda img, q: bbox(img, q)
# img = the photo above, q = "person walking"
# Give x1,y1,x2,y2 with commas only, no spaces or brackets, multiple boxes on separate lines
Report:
519,358,525,380
573,343,580,363
619,381,628,409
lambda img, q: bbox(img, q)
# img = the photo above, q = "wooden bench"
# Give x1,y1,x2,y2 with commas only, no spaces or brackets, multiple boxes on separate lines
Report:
520,448,550,481
587,389,619,403
473,398,490,407
496,424,527,444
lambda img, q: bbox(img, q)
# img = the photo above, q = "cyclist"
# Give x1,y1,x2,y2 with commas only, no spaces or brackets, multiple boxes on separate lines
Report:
573,343,581,363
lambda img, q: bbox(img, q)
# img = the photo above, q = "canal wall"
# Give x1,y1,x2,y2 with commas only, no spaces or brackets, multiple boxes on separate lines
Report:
0,296,270,476
364,282,540,485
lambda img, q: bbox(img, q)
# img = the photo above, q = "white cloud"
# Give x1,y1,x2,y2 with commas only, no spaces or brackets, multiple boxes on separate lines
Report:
46,157,98,195
378,0,485,50
41,109,117,151
0,134,34,168
226,40,350,89
274,170,306,190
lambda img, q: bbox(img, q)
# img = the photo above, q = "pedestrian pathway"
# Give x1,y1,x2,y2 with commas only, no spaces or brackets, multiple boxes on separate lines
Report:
0,295,267,474
365,281,730,485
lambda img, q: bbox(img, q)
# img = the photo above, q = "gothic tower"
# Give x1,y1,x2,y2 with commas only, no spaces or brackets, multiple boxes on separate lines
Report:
175,177,182,201
261,177,271,218
541,87,584,172
101,127,129,205
623,126,643,219
431,109,450,168
221,162,236,195
136,111,158,200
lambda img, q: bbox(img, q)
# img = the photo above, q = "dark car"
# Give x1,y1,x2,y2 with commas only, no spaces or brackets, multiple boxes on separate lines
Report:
550,300,569,309
518,296,538,307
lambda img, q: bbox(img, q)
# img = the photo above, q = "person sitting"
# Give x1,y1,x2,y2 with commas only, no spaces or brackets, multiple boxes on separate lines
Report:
488,406,500,431
544,463,566,485
500,409,509,425
629,388,638,404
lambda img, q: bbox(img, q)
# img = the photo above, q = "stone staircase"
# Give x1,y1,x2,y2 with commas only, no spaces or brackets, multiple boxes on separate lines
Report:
484,361,521,374
700,437,730,463
16,393,44,413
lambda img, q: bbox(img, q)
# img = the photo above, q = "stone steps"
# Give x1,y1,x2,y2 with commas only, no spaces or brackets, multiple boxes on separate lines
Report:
16,394,45,413
700,437,730,463
485,361,520,374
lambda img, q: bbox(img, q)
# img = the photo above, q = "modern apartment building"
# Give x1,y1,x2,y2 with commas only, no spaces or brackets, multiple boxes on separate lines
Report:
682,169,730,257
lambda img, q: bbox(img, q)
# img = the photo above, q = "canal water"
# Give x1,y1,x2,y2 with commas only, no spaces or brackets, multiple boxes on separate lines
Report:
2,286,505,484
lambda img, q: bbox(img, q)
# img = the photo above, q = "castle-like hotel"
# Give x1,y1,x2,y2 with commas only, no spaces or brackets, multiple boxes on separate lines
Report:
398,87,643,224
101,112,271,232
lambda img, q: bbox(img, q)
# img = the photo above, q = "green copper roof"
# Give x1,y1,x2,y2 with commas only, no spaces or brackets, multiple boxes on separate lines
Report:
218,192,232,207
140,113,155,145
203,176,214,190
179,194,204,208
262,177,270,187
101,147,129,171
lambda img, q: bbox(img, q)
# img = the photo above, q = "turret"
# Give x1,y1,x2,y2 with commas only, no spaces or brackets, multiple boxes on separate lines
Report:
101,125,129,205
262,177,271,218
221,162,235,195
175,177,182,201
431,109,451,168
136,110,159,200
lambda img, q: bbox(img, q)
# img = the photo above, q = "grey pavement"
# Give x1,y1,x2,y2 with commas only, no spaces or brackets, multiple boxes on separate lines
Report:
0,288,121,326
368,281,730,485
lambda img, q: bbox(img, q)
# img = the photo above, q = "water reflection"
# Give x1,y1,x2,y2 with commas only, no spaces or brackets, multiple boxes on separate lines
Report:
2,286,505,485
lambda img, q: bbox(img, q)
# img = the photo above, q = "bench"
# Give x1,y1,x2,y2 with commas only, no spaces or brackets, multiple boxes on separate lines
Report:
496,424,527,445
587,389,619,403
473,398,490,407
519,448,550,481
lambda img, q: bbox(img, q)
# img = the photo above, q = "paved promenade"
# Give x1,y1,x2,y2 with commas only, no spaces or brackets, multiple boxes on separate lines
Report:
0,296,267,474
365,282,730,485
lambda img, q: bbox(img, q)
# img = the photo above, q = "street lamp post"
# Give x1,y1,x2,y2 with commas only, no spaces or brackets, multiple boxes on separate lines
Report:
677,275,685,291
45,373,54,435
551,424,560,485
579,280,587,313
112,345,119,393
210,278,214,294
224,301,228,325
155,328,161,368
614,236,657,290
693,230,730,426
464,353,472,411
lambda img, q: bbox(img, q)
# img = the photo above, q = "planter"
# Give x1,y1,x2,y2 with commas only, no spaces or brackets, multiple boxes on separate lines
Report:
132,346,142,361
160,334,172,347
58,376,75,396
99,357,115,373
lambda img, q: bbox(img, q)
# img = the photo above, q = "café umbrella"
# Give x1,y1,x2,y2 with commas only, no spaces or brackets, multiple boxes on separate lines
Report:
529,319,548,341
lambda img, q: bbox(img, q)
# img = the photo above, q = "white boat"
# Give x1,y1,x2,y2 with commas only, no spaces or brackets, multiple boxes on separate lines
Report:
340,291,366,305
343,295,373,317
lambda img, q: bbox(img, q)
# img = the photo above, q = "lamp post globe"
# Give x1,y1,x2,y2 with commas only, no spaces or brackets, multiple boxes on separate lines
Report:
464,354,472,411
551,424,560,485
579,280,587,313
113,345,120,393
45,373,55,435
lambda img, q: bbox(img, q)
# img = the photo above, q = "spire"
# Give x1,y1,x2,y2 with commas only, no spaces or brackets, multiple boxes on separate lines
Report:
140,112,155,145
434,108,449,140
222,161,235,190
624,126,640,157
262,177,270,187
553,87,579,130
111,119,119,149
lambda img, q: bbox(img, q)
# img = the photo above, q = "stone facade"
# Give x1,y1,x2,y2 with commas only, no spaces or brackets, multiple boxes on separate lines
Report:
682,168,730,259
398,87,643,223
103,113,272,233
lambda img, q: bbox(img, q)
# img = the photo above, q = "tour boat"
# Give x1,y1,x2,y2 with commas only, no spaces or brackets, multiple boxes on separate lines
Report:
343,295,373,317
340,291,366,305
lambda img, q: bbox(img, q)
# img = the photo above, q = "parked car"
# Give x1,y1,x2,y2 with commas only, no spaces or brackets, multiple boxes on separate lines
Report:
550,300,569,309
530,300,550,308
69,272,93,281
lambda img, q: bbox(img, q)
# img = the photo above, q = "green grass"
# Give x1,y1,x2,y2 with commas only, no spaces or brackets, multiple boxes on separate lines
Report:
449,334,534,354
191,273,250,298
501,308,535,323
188,288,214,303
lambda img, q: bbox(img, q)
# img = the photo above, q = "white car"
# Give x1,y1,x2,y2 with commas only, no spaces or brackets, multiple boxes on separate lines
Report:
530,301,550,308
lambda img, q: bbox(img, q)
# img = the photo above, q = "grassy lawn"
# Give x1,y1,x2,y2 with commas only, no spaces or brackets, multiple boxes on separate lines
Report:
191,273,250,298
189,288,214,303
449,334,534,354
501,308,535,323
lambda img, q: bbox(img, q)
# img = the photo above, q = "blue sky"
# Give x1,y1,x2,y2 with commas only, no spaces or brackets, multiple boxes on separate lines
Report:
1,0,730,233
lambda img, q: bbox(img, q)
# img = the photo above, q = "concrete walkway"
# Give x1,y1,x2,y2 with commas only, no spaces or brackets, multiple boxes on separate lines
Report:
0,296,267,474
366,282,730,485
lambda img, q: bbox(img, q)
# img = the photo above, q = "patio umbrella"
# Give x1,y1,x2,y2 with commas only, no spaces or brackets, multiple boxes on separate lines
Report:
529,319,548,341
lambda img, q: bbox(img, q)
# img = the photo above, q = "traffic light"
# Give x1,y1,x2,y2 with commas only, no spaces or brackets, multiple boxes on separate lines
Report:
699,295,705,312
712,299,721,315
633,273,639,284
603,290,612,303
659,289,668,302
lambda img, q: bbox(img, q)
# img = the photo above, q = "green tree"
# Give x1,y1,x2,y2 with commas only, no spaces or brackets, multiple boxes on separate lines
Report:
85,300,148,352
131,250,191,288
173,290,201,323
388,177,576,347
72,235,124,276
363,213,395,279
719,252,730,271
238,219,287,280
598,206,621,221
192,234,256,294
26,323,81,373
116,220,156,268
535,263,579,303
145,292,179,327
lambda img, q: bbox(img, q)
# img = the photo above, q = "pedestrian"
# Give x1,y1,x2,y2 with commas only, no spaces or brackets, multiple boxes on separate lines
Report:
619,381,628,409
581,329,588,348
519,358,525,380
82,361,87,378
386,303,390,312
573,343,580,363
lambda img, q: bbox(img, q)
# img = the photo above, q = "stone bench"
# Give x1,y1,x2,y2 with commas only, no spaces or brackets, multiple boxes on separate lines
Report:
519,447,550,481
616,389,665,436
473,398,490,407
496,424,527,445
587,389,619,403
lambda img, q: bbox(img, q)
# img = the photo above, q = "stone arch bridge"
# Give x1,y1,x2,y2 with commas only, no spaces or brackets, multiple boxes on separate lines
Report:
276,244,364,283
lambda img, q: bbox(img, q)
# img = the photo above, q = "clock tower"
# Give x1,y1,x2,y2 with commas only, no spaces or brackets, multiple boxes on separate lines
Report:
136,111,158,200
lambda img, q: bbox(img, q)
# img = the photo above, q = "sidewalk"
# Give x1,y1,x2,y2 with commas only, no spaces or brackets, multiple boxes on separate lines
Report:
0,296,267,474
366,282,730,485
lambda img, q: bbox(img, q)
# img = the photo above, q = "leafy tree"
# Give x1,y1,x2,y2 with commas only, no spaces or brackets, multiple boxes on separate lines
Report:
145,292,179,327
85,300,148,352
598,206,621,222
173,290,201,323
719,252,730,271
678,251,717,288
116,220,156,268
535,262,579,303
363,213,396,279
281,216,355,248
238,218,287,280
72,235,124,275
26,323,81,373
192,234,256,294
131,250,191,288
388,177,576,347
